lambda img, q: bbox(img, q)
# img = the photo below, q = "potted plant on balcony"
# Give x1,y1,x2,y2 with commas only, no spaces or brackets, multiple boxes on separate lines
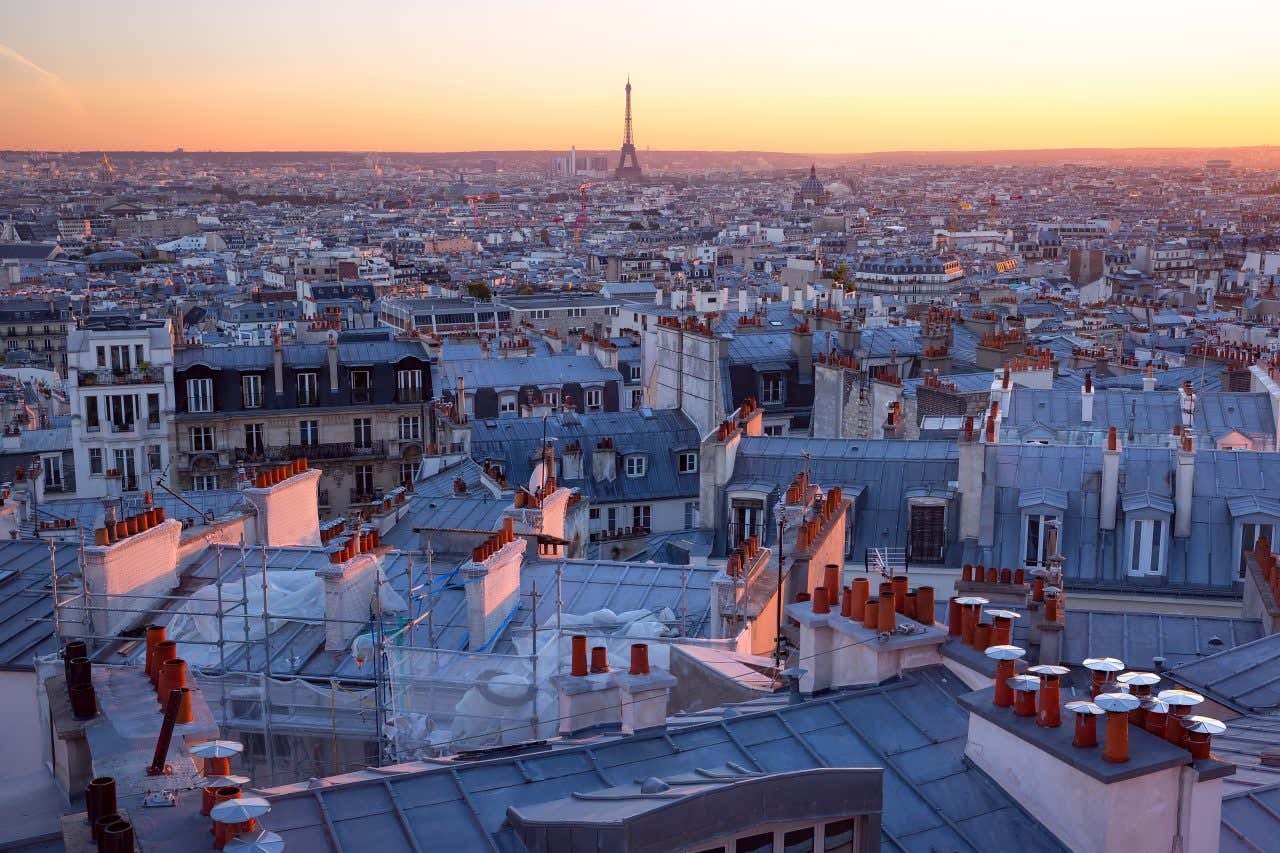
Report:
81,371,96,386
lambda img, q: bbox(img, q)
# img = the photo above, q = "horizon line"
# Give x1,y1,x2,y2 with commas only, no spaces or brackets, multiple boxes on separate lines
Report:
5,144,1279,157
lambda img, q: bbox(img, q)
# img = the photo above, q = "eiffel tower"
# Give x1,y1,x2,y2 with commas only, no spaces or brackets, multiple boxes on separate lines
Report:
615,76,643,180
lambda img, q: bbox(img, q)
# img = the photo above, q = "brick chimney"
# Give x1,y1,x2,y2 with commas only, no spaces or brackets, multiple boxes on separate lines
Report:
615,643,676,734
81,512,182,639
243,460,322,546
461,518,526,650
316,534,386,652
959,668,1236,853
553,635,621,734
785,573,947,694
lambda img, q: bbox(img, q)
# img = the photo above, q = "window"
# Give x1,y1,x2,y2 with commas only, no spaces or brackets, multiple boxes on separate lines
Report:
299,419,319,447
589,507,600,520
95,345,106,368
908,502,946,563
193,474,218,491
736,833,773,853
783,827,815,853
1241,523,1276,578
189,426,215,452
396,368,423,402
625,455,646,477
297,372,319,406
89,447,103,475
684,500,698,529
630,364,641,381
678,451,698,473
823,819,856,852
146,392,160,427
107,394,136,430
631,389,644,408
351,369,372,403
543,390,560,408
1023,513,1060,568
632,504,651,531
242,375,263,408
732,499,764,546
113,448,138,491
354,463,375,497
41,456,63,489
146,444,162,473
187,378,213,412
762,374,784,404
244,423,265,455
764,424,784,436
1127,518,1166,576
84,396,100,431
585,388,603,410
566,307,587,318
109,344,132,372
398,415,421,440
353,417,373,450
529,309,549,320
607,506,617,532
399,462,416,486
500,396,517,413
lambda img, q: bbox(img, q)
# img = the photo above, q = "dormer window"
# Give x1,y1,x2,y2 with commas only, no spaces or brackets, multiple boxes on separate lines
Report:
762,374,784,404
678,451,698,473
1126,518,1166,576
625,455,646,477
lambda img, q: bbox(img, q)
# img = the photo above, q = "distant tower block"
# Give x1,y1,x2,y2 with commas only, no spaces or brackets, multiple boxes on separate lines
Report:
615,77,643,180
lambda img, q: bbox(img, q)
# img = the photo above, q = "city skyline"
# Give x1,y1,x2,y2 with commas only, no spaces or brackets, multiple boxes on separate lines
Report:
4,0,1280,153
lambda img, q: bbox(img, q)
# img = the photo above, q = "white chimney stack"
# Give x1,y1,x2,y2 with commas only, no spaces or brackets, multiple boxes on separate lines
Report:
1175,433,1195,538
1081,372,1095,423
1101,427,1121,531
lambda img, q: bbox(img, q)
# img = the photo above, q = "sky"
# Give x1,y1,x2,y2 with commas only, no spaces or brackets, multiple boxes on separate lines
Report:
4,0,1280,153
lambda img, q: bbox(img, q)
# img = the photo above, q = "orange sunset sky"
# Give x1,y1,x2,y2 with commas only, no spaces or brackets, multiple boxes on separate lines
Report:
3,0,1279,153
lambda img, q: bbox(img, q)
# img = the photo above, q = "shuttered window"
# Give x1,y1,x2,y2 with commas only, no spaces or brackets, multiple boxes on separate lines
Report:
908,504,945,563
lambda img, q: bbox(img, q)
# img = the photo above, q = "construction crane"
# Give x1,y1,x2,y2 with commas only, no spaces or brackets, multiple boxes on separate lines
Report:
573,183,591,252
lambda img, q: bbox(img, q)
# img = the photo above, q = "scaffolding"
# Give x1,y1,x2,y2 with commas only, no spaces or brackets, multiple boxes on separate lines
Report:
32,542,727,788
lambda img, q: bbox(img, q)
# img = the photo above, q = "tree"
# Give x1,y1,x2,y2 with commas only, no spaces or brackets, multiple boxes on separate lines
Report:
467,280,492,301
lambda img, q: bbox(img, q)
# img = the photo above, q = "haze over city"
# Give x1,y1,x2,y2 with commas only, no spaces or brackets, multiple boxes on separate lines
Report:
4,0,1280,153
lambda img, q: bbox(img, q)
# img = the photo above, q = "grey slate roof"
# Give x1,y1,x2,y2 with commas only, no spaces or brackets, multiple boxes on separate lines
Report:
1221,781,1280,852
258,666,1066,852
175,338,427,371
0,541,76,670
1164,632,1280,714
1003,388,1275,446
470,409,701,504
440,354,621,391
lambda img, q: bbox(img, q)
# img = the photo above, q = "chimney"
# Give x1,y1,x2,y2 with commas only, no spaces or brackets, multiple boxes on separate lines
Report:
553,634,620,734
960,671,1233,853
957,416,986,542
1100,427,1121,531
461,519,526,650
244,460,321,546
1143,363,1157,393
792,322,813,383
1175,434,1195,538
455,375,467,418
615,643,676,734
272,326,284,396
317,537,387,652
80,515,183,639
737,288,748,313
327,331,339,394
1081,372,1094,423
591,438,616,482
786,573,947,693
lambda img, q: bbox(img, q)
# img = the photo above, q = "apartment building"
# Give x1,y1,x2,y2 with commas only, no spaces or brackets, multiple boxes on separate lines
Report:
0,296,74,374
65,320,174,499
169,328,433,516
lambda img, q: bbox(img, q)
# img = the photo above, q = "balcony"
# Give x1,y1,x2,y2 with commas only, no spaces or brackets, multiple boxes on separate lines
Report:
349,489,378,506
79,366,165,387
233,440,386,464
